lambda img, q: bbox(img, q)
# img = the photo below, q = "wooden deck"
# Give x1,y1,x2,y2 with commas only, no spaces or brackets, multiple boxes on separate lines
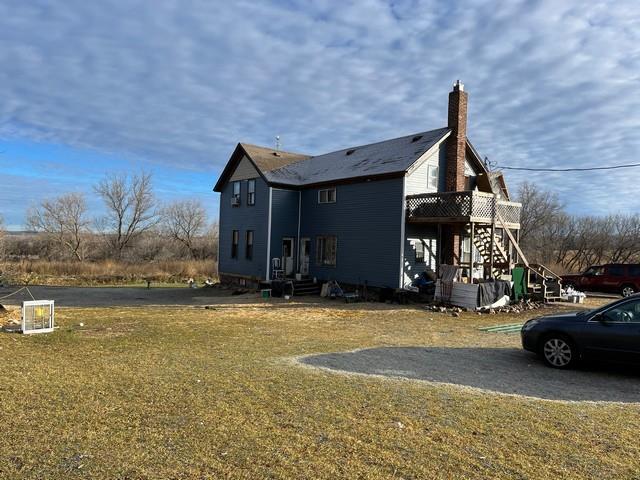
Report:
405,191,522,229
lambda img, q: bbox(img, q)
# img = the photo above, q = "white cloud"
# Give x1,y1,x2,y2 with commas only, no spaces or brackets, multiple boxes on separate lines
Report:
0,0,639,223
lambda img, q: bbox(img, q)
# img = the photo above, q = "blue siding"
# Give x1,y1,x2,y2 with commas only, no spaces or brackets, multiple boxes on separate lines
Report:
300,178,404,288
218,177,269,279
270,188,300,272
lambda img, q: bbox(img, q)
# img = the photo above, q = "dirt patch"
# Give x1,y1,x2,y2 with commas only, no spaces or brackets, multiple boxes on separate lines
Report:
299,346,640,403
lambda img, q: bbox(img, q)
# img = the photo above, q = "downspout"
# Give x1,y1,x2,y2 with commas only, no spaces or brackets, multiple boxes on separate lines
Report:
399,176,406,288
266,187,273,281
296,190,301,274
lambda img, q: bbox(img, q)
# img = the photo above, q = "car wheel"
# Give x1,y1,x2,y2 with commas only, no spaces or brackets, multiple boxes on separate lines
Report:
540,335,576,369
621,284,636,297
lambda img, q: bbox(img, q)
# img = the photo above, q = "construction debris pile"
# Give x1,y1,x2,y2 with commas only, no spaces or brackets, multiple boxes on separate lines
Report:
425,298,545,316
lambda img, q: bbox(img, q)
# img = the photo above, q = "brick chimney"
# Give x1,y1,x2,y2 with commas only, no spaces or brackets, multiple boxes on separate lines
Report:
445,80,467,192
442,80,468,267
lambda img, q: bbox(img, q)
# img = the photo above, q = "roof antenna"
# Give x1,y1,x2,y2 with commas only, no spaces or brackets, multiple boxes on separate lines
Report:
275,135,281,152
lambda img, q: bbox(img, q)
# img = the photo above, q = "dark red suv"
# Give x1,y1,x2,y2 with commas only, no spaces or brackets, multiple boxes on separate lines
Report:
562,264,640,297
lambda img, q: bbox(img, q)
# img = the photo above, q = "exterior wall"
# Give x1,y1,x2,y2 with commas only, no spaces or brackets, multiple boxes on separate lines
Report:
230,155,260,181
464,156,478,190
300,178,404,288
270,188,300,275
403,224,438,287
218,174,269,280
405,145,446,195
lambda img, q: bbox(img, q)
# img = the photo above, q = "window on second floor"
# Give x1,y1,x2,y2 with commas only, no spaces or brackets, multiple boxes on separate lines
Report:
245,230,254,260
247,179,256,206
318,188,336,204
427,164,439,190
231,230,239,259
232,181,241,206
316,236,337,266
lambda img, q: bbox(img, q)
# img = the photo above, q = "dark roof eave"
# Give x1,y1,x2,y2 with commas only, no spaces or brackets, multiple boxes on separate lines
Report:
267,171,406,190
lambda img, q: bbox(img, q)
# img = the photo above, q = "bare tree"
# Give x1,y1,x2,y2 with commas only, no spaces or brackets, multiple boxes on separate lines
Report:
0,214,5,260
161,200,207,258
518,182,564,243
26,193,90,261
94,172,157,258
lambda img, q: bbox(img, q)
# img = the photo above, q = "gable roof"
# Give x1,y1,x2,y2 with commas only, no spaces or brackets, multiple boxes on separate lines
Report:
240,143,310,173
488,172,511,200
213,143,309,192
215,127,502,191
265,127,450,187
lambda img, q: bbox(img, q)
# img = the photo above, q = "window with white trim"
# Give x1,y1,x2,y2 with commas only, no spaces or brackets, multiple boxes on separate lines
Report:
427,164,439,190
232,181,241,206
316,236,337,266
318,188,336,204
247,179,256,206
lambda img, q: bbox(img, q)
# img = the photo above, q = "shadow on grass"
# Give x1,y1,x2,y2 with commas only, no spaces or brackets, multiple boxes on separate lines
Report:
301,346,640,403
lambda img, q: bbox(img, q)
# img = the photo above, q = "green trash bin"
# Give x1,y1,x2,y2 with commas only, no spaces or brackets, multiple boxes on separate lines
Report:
511,267,527,301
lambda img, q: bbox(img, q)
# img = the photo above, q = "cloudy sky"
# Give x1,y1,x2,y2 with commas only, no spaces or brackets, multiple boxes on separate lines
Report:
1,0,639,229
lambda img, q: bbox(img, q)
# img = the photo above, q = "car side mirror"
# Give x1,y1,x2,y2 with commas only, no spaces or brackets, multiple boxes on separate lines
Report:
592,313,606,323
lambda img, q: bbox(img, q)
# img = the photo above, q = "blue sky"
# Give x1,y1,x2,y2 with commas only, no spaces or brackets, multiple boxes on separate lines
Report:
1,0,639,229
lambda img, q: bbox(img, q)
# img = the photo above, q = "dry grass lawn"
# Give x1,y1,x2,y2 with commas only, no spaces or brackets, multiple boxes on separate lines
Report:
0,298,638,479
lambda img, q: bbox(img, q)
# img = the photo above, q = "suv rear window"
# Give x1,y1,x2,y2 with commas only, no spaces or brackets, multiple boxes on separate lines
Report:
608,265,626,277
629,265,640,276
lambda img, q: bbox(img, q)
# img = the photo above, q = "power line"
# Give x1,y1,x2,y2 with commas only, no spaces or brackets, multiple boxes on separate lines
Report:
497,162,640,172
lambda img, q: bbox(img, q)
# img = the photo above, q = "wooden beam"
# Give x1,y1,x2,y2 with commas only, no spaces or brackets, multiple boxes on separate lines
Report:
497,212,529,268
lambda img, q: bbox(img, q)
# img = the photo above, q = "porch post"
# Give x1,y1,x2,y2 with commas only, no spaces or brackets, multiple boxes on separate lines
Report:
489,223,495,279
469,222,475,282
437,224,442,277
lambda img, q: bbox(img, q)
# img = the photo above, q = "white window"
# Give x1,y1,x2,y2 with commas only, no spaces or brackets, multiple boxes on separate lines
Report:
232,181,241,206
462,236,471,264
318,188,336,204
316,236,337,266
247,179,256,206
414,240,425,263
427,164,439,190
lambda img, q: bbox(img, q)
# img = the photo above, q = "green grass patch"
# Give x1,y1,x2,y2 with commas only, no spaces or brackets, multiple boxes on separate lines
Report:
0,300,637,478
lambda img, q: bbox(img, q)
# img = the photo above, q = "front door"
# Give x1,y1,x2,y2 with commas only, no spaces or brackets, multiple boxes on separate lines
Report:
299,238,311,276
282,237,295,276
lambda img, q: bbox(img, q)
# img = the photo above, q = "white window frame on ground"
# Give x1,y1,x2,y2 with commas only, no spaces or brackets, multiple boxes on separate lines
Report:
232,181,241,206
22,300,55,334
427,164,439,190
318,188,336,204
316,236,337,266
247,179,256,206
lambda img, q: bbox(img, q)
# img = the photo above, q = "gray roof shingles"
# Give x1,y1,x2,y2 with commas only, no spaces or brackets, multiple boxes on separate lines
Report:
259,127,450,186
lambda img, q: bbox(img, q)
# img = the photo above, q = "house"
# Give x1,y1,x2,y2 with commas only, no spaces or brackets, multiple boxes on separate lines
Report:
213,82,528,291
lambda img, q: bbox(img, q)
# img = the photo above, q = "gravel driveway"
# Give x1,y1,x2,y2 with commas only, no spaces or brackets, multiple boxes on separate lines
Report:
0,285,248,307
301,346,640,403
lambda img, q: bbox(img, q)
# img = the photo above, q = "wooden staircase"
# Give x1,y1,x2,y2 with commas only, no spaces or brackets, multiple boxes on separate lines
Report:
466,211,563,302
466,224,509,278
525,263,563,302
292,277,321,296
